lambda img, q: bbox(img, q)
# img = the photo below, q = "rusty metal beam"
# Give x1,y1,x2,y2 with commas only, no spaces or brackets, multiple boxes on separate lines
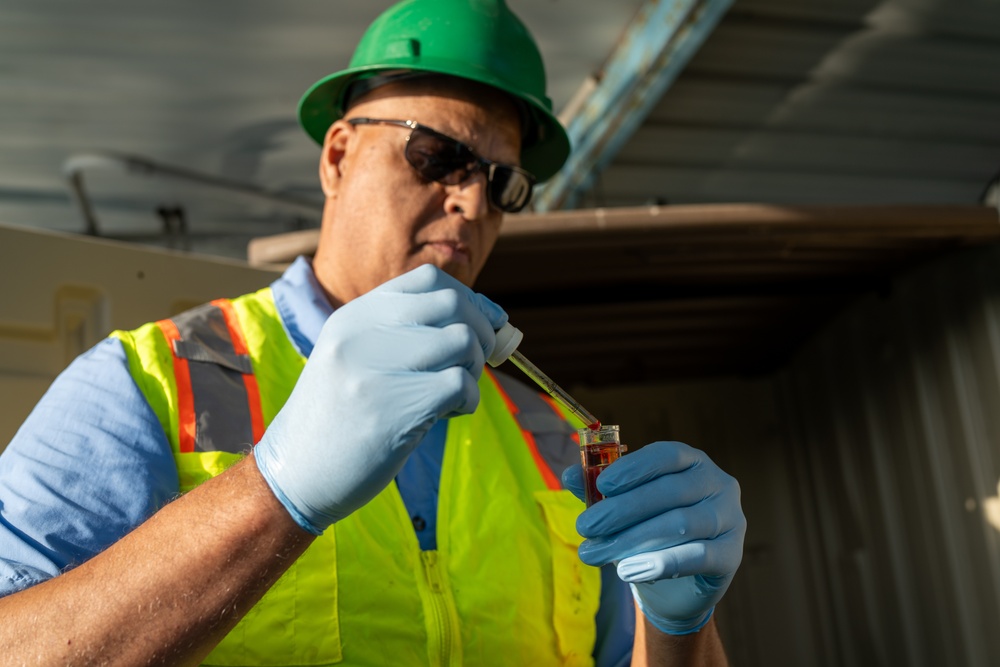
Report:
246,204,1000,267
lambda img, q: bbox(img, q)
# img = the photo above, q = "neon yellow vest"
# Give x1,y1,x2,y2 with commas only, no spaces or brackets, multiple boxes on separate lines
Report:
114,287,601,666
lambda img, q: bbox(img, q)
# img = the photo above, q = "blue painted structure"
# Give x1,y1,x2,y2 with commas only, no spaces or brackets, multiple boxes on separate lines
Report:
534,0,735,211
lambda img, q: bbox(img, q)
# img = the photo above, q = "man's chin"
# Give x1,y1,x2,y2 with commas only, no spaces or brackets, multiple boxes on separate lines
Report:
441,263,481,288
410,258,479,288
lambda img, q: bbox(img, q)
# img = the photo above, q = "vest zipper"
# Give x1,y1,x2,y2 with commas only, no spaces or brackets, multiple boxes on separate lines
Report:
421,550,458,666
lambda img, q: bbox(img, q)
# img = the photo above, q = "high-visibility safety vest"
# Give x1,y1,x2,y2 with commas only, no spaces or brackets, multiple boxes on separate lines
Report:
113,287,602,667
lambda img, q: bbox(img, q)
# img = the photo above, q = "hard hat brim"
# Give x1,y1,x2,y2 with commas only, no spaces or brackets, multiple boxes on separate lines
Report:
297,64,571,184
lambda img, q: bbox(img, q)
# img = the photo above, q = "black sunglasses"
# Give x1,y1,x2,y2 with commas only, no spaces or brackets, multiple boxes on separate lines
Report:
346,117,536,213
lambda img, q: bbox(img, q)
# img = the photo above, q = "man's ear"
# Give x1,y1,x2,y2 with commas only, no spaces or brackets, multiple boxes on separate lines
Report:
319,121,352,198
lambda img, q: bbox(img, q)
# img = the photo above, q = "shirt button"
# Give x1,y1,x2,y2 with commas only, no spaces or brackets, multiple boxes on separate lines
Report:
412,515,427,531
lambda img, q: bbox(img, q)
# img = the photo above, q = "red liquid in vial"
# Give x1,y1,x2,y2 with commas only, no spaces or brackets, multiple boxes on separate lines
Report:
582,442,623,506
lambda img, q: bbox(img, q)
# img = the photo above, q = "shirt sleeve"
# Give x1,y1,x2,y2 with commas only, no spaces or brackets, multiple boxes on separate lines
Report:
0,337,179,597
594,564,636,667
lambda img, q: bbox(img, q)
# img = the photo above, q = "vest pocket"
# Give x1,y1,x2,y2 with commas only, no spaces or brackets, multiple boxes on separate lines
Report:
534,490,600,667
201,530,342,666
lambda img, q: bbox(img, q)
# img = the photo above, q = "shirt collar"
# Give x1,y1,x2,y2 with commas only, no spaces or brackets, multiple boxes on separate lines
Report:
270,256,334,358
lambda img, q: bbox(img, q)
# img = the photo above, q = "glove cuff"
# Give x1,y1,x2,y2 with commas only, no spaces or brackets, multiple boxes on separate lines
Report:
254,450,324,536
630,583,715,636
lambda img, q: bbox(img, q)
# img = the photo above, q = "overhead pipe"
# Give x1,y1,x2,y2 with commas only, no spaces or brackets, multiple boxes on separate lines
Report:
62,151,323,237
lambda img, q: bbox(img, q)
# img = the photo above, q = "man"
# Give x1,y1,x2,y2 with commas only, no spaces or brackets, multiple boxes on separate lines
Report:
0,1,745,664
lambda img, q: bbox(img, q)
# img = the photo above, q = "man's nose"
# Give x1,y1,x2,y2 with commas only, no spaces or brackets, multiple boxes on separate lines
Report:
444,171,490,220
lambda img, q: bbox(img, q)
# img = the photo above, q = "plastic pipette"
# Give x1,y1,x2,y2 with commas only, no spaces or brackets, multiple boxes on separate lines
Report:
488,323,601,430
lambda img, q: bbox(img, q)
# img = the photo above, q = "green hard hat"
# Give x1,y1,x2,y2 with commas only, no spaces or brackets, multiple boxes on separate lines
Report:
297,0,570,182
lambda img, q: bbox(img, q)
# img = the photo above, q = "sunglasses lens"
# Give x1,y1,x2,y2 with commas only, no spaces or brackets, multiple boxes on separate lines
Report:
405,128,474,184
405,124,535,213
489,167,533,213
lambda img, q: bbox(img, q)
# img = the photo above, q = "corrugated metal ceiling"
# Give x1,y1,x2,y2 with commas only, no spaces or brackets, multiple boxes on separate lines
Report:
0,0,645,255
569,0,1000,209
6,0,998,254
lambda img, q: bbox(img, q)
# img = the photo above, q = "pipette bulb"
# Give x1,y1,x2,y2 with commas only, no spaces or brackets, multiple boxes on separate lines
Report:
489,322,523,367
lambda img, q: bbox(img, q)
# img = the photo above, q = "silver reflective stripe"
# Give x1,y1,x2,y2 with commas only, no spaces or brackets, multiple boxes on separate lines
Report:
173,339,252,374
494,371,580,481
170,303,255,454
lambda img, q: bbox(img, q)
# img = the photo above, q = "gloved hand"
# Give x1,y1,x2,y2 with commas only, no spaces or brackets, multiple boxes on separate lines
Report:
562,441,745,635
254,264,507,534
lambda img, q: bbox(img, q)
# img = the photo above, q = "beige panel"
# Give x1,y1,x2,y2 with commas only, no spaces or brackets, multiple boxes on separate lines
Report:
0,223,280,449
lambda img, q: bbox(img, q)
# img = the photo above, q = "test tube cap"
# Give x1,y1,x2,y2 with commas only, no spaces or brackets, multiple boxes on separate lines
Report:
488,322,523,367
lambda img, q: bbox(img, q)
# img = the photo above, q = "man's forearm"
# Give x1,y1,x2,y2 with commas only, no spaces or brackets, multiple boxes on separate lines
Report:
0,455,313,666
632,602,729,667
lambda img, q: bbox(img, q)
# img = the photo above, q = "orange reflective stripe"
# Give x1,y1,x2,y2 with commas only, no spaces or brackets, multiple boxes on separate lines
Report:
487,369,561,491
212,299,248,354
243,374,265,445
156,318,196,454
213,299,265,444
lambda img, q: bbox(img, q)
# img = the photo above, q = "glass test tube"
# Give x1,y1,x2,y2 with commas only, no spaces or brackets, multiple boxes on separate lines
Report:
579,424,627,507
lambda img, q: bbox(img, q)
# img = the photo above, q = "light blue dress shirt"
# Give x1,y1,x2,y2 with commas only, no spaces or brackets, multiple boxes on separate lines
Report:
0,257,633,665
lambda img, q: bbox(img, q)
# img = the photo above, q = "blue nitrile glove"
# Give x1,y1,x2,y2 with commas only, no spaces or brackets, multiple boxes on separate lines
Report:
254,264,508,534
562,441,746,635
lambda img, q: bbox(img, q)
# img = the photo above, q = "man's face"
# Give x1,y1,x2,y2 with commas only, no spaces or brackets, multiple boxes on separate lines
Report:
312,81,523,307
